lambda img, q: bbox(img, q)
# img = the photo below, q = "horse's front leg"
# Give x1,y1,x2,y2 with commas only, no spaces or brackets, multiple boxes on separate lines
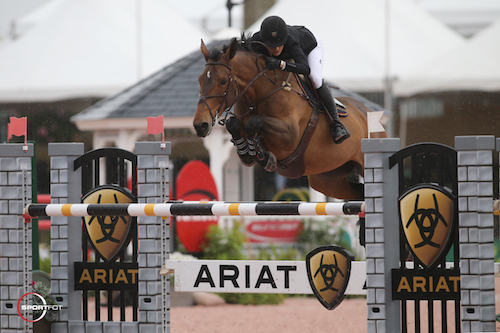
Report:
244,116,278,172
225,117,256,166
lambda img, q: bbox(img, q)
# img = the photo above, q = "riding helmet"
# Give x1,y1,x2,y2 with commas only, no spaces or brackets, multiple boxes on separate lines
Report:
260,16,288,48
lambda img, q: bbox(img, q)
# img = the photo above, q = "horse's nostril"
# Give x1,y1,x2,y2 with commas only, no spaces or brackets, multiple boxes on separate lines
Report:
195,122,210,137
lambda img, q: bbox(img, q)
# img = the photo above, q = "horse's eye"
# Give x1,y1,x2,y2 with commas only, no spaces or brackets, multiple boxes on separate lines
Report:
219,78,228,85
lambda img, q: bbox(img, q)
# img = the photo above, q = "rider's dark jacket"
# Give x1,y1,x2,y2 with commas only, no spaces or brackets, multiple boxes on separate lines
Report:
249,25,317,75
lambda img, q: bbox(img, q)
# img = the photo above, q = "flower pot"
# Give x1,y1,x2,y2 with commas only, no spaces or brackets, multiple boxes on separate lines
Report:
33,318,51,333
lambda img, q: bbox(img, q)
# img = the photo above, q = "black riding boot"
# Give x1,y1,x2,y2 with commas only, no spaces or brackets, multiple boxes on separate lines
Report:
316,83,350,144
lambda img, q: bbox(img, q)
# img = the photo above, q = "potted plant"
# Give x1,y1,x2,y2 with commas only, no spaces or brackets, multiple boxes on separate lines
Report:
32,281,58,333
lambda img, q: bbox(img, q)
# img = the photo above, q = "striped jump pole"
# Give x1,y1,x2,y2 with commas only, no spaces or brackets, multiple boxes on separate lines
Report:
23,201,364,219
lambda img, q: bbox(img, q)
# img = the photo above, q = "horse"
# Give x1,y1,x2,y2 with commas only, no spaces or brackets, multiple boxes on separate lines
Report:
193,37,386,200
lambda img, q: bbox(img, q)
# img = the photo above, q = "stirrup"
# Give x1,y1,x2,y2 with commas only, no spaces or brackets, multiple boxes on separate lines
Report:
331,123,350,144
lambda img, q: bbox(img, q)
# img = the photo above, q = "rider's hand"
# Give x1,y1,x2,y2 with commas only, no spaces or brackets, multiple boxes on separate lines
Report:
265,57,282,70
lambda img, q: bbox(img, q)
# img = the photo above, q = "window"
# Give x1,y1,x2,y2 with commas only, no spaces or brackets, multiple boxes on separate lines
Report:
400,98,444,119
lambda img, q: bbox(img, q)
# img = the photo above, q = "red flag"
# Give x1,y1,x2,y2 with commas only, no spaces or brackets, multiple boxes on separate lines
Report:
147,115,164,136
7,116,27,143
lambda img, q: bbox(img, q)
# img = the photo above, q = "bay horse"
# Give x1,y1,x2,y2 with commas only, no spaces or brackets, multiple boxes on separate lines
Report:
193,38,386,200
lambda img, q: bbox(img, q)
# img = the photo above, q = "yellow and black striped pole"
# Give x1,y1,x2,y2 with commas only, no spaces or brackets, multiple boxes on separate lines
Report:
24,201,365,218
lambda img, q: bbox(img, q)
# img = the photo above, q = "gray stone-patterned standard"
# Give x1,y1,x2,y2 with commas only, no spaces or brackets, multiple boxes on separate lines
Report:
136,142,171,333
456,136,495,332
363,138,401,333
0,143,33,332
48,142,170,333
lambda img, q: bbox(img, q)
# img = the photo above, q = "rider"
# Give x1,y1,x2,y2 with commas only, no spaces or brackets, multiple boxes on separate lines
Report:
249,16,349,144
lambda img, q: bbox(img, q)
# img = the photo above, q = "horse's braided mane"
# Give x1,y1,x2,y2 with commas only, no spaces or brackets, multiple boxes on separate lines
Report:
206,34,266,61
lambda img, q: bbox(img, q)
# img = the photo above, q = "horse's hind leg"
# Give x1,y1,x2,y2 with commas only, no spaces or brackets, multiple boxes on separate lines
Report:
307,162,364,200
308,162,365,246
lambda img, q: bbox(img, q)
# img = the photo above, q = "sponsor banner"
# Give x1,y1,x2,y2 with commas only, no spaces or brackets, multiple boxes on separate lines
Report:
245,219,302,243
392,269,460,300
75,262,139,290
164,260,366,295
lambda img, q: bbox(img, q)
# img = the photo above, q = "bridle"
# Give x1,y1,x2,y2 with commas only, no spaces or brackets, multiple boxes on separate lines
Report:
198,52,303,126
198,62,240,127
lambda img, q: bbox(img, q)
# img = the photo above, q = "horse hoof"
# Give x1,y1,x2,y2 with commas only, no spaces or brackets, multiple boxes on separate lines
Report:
240,155,256,167
264,152,277,172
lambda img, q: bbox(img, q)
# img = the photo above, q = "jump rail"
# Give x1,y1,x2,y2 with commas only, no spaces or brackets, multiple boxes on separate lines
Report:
23,201,365,218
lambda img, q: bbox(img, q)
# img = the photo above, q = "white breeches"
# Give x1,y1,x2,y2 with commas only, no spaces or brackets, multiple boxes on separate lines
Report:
308,33,324,89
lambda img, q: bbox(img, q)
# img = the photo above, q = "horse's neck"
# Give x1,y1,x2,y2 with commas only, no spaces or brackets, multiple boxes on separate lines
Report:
233,52,296,109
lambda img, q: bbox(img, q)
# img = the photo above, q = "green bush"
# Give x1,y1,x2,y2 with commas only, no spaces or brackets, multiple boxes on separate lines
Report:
201,222,245,260
296,217,354,258
39,257,51,275
223,292,285,305
32,281,58,322
256,243,299,261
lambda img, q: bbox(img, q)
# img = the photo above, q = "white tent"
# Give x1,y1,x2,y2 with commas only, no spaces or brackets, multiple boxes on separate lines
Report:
415,0,500,37
212,27,242,41
246,0,464,92
0,0,50,42
395,17,500,96
0,0,210,102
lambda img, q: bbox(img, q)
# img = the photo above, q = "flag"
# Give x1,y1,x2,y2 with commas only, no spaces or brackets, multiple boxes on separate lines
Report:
7,116,27,143
147,115,164,136
367,111,385,137
147,115,165,148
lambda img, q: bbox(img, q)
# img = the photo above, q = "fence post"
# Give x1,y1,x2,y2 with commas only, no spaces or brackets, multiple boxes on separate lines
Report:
48,143,84,332
362,138,401,333
0,143,34,333
135,142,171,333
456,136,496,332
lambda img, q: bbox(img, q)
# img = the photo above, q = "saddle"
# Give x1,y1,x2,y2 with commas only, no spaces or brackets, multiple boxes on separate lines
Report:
296,74,347,116
275,75,347,178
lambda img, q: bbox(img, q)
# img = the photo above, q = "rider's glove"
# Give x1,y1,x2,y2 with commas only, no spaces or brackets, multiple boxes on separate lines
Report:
265,57,282,70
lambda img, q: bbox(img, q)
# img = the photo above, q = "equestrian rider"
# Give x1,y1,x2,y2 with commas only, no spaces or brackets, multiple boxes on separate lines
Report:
249,16,350,144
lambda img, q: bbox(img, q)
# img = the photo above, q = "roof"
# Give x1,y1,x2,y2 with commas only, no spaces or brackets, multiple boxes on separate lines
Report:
73,44,207,121
72,40,384,123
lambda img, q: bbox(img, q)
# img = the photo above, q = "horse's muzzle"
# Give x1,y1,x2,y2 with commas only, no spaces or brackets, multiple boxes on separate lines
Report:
194,122,211,137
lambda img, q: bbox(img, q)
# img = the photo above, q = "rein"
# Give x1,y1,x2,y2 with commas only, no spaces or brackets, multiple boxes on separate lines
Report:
199,52,312,126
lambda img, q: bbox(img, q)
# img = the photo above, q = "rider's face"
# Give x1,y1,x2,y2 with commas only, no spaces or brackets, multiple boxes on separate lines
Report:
269,45,284,57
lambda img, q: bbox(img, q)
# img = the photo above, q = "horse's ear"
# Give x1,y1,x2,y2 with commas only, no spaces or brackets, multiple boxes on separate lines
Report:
226,37,238,60
201,39,211,61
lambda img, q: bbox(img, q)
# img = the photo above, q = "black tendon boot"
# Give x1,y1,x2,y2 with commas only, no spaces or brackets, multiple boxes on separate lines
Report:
316,83,350,144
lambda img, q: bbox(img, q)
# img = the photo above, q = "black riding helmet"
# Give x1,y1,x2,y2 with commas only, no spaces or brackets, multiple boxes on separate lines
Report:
260,16,288,48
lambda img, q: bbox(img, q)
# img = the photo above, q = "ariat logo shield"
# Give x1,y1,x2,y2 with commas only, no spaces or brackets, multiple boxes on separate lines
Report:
305,245,354,310
399,185,455,268
83,186,134,262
